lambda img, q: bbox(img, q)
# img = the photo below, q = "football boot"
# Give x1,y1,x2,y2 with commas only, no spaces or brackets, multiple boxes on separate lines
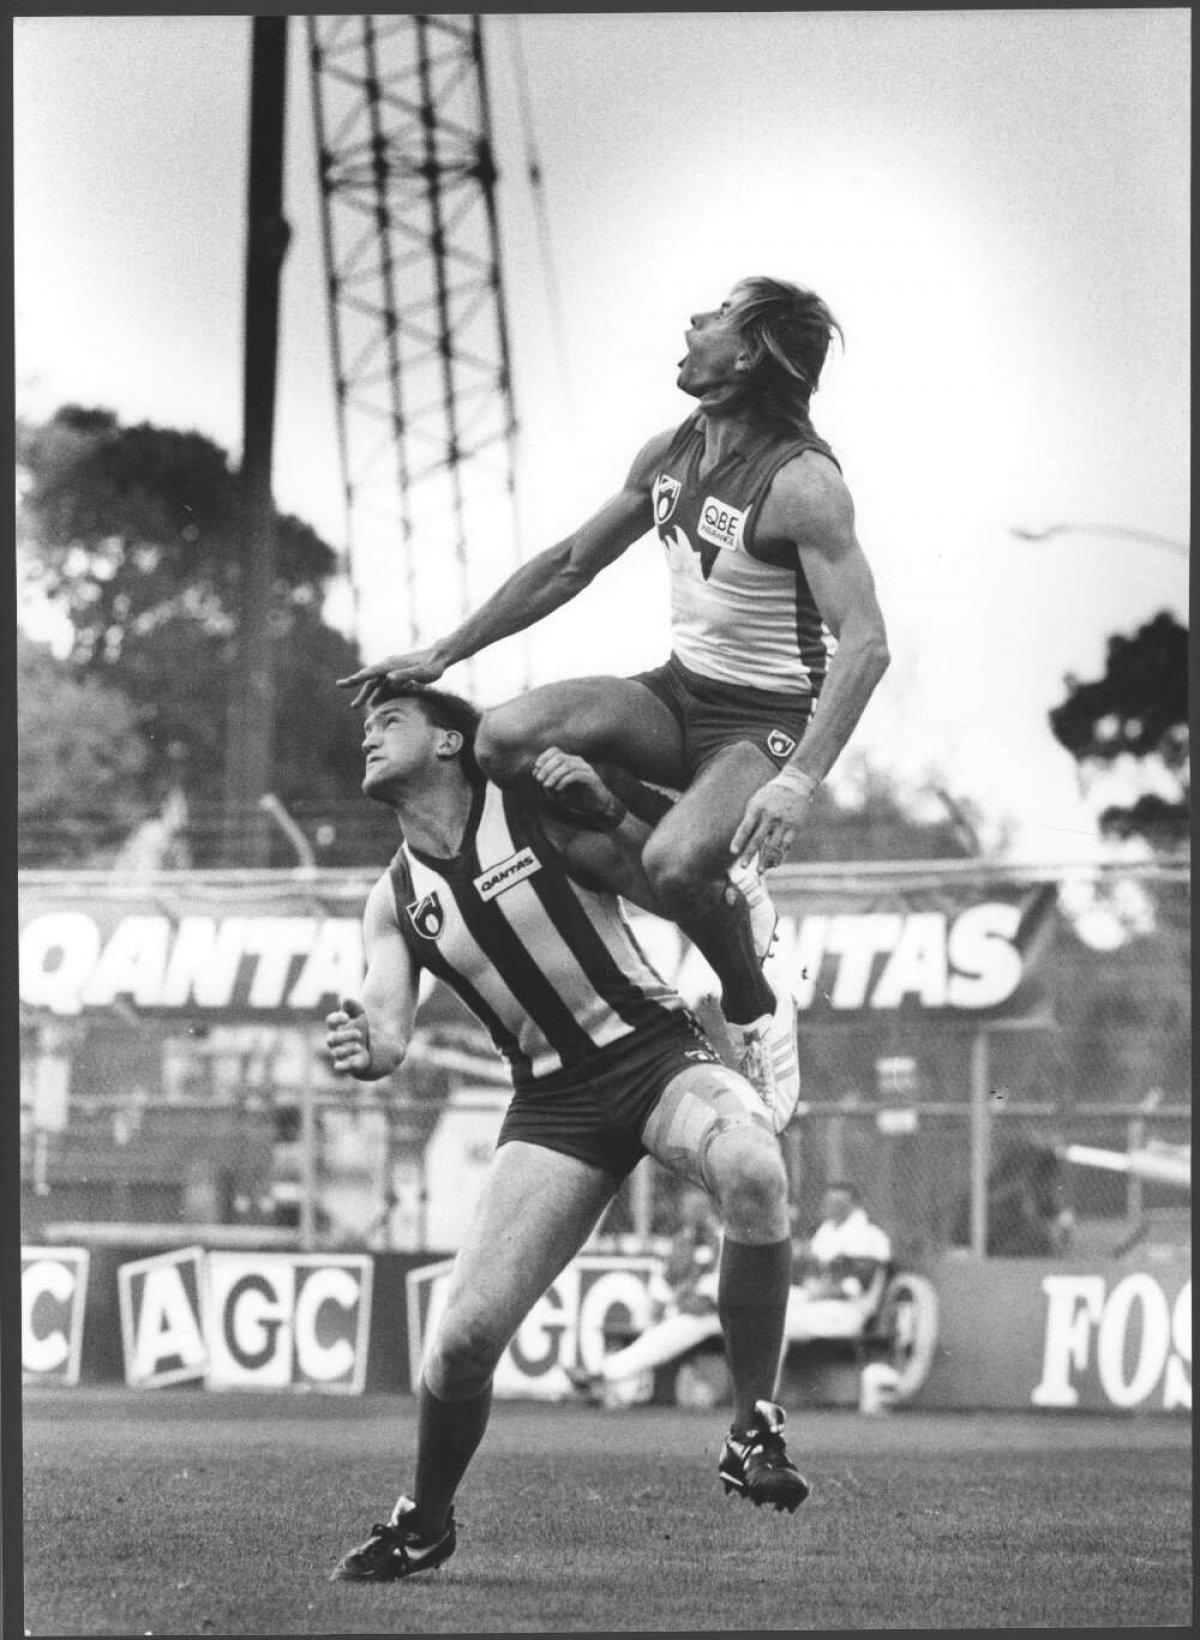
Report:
718,1400,810,1513
330,1495,457,1582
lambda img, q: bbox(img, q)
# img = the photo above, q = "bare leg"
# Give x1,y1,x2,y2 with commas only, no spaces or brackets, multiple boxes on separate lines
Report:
412,1141,616,1533
477,675,687,789
483,687,778,1026
641,744,781,1025
639,1063,792,1429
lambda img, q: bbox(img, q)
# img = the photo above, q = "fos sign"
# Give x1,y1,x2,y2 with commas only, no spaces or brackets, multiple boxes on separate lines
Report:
1032,1273,1191,1411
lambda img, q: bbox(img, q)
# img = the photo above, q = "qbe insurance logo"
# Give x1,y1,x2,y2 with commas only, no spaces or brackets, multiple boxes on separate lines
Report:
22,1247,90,1384
407,1255,660,1400
117,1248,373,1393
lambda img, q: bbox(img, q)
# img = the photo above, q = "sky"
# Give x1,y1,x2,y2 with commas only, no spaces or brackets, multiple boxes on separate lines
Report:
13,9,1191,862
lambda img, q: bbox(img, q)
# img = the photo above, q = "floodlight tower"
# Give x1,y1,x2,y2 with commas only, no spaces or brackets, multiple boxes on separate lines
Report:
223,15,291,866
307,14,522,691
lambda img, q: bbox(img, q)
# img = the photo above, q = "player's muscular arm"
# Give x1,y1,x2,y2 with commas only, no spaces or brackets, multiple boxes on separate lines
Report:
325,877,418,1080
732,455,889,868
338,429,675,703
779,455,890,783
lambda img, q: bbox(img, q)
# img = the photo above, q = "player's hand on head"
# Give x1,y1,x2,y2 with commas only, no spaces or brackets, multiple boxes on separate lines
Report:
325,995,372,1074
336,645,447,708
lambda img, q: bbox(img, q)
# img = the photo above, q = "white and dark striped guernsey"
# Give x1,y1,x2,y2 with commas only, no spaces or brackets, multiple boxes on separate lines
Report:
387,780,683,1086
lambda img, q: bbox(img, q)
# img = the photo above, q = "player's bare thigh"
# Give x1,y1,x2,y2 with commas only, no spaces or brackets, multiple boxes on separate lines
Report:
424,1140,616,1393
477,676,687,789
644,740,777,886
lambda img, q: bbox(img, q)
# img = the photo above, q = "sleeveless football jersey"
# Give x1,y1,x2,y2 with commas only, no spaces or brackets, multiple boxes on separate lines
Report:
651,413,840,695
387,780,683,1086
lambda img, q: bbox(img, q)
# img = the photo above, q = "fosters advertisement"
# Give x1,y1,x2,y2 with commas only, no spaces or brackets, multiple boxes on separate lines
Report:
18,874,1060,1023
923,1257,1191,1412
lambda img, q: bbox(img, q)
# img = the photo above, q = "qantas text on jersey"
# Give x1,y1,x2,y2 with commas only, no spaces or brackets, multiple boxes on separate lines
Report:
474,848,541,902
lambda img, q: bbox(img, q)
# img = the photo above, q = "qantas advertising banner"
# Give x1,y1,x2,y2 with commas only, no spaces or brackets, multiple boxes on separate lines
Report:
18,871,1060,1025
765,878,1057,1026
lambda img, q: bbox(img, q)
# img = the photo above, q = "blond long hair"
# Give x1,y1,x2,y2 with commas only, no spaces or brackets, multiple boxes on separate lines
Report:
729,276,843,435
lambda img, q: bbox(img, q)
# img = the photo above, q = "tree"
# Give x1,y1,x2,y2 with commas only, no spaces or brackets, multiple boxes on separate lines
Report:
17,630,153,865
17,408,336,665
788,759,988,863
1048,611,1189,849
17,406,366,854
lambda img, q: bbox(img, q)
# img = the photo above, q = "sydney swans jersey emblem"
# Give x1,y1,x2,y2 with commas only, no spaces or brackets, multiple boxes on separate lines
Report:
407,891,446,940
655,476,745,582
652,473,682,526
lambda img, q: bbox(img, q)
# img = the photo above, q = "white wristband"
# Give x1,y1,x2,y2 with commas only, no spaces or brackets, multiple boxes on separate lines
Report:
770,765,819,802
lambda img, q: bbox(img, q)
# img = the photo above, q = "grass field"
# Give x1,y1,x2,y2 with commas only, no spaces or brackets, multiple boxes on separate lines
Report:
21,1389,1192,1634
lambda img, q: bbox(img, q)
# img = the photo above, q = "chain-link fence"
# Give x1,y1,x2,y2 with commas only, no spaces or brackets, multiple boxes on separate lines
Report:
21,1033,1191,1261
19,859,1191,1259
777,1101,1190,1263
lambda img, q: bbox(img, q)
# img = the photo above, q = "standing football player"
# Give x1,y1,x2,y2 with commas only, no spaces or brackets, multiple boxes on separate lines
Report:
326,683,808,1583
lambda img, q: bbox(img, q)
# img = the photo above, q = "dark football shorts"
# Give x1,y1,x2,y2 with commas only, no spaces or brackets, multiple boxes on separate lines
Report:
629,653,814,784
497,1012,722,1182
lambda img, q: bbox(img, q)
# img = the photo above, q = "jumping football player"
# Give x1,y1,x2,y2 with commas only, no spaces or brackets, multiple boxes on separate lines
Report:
339,275,890,1128
326,684,808,1583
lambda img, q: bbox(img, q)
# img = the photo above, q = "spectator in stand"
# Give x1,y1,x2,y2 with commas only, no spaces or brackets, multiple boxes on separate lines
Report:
568,1187,726,1408
576,1184,896,1409
793,1182,891,1299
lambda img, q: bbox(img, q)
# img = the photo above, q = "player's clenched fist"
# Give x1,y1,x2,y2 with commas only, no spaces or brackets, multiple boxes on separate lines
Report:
532,746,605,801
326,996,373,1075
532,747,627,827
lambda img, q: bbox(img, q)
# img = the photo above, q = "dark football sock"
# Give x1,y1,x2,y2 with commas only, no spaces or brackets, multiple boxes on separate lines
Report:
411,1375,493,1535
594,763,678,827
515,770,627,831
595,769,771,1023
678,887,774,1025
718,1236,793,1431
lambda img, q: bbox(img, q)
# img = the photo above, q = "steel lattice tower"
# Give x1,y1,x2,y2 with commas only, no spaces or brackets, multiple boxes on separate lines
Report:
307,14,521,688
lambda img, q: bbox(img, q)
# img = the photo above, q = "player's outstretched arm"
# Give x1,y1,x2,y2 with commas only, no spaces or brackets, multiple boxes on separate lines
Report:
732,455,890,869
325,877,418,1080
337,430,675,706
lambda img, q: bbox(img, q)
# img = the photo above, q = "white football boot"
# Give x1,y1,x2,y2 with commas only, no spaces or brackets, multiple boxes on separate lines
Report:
727,855,779,965
726,963,801,1135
